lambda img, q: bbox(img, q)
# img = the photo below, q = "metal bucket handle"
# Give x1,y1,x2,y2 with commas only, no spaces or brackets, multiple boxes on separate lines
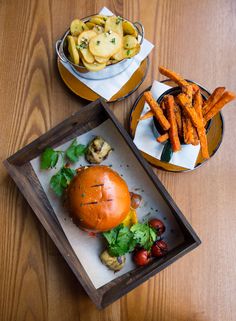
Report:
133,21,145,45
55,39,67,63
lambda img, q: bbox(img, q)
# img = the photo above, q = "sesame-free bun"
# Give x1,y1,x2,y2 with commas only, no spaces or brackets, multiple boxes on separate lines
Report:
67,166,131,232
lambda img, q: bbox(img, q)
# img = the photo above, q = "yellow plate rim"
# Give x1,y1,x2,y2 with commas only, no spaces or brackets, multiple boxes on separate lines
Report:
57,57,149,102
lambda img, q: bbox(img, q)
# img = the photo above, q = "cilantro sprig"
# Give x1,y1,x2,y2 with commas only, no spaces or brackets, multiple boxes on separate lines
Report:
50,167,76,196
103,225,136,257
40,139,87,196
40,147,60,169
66,139,87,163
41,139,87,169
103,223,157,257
130,223,156,250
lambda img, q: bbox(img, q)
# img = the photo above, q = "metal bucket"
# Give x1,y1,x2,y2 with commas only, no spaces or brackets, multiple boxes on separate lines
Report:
55,15,144,80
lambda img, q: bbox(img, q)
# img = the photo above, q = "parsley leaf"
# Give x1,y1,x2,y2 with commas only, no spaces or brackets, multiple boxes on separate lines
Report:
65,139,87,163
40,147,59,169
50,167,76,196
110,38,116,44
103,224,136,257
130,223,157,250
116,16,123,24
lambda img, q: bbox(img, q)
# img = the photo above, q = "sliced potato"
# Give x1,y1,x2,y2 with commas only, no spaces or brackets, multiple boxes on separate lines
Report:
89,31,122,58
73,36,78,43
112,48,124,61
106,60,113,66
94,56,109,63
67,36,80,64
122,20,138,38
123,44,140,58
81,58,106,71
80,48,94,64
77,30,97,52
85,21,95,29
77,30,97,64
93,25,104,34
105,16,123,37
93,15,108,21
89,17,105,26
106,59,118,65
123,35,138,49
70,19,88,36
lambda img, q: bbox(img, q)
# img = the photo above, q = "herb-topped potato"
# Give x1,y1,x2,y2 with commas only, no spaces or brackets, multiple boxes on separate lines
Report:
65,14,141,72
77,30,97,64
89,31,122,58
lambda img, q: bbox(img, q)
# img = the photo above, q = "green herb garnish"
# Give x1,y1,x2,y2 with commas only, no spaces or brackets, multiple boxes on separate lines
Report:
116,16,123,24
130,223,156,250
77,37,88,50
66,139,87,163
96,40,100,45
103,223,157,256
40,138,88,196
103,224,136,256
50,167,76,196
127,49,131,56
40,147,59,169
110,38,116,44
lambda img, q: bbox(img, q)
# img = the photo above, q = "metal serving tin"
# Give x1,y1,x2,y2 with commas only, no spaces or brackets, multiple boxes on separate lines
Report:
55,14,144,80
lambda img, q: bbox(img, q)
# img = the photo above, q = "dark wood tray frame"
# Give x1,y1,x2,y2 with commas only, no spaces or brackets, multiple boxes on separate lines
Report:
4,99,201,309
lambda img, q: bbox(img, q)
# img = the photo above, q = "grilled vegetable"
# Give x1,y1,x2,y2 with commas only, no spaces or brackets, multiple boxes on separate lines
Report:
86,136,112,163
100,250,126,271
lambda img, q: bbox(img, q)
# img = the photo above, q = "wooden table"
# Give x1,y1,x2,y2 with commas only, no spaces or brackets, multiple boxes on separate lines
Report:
0,1,236,320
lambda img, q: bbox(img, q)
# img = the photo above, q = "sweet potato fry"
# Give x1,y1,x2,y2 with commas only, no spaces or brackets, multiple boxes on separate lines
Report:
197,126,209,158
173,101,182,137
159,66,189,87
204,91,236,124
178,92,209,158
144,91,170,131
202,87,225,116
156,133,169,143
177,93,202,128
160,100,166,111
139,110,154,121
192,127,199,145
182,113,188,144
165,95,181,152
191,90,201,145
193,90,209,158
183,84,193,102
191,83,200,94
182,110,194,144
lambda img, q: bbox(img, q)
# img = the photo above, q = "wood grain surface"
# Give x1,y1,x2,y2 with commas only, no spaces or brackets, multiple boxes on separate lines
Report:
0,0,236,320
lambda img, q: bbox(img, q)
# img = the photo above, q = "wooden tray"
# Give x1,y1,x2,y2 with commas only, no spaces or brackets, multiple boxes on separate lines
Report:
4,99,201,309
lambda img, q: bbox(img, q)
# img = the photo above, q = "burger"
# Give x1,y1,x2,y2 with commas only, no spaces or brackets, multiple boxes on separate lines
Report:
66,165,131,232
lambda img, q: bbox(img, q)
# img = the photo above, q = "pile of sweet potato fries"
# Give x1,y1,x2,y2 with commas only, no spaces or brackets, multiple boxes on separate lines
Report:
140,66,235,159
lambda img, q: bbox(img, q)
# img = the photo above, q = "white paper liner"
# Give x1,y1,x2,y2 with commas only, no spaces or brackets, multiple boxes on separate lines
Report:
133,81,201,170
31,119,184,289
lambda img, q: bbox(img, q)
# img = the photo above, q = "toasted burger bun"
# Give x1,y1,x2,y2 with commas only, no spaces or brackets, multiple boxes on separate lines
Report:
67,165,131,232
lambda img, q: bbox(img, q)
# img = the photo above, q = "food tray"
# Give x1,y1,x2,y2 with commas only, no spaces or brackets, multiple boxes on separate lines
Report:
4,99,201,308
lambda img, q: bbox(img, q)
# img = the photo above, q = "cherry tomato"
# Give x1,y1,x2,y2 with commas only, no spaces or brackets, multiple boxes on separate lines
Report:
151,240,168,257
133,249,150,266
149,218,165,235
